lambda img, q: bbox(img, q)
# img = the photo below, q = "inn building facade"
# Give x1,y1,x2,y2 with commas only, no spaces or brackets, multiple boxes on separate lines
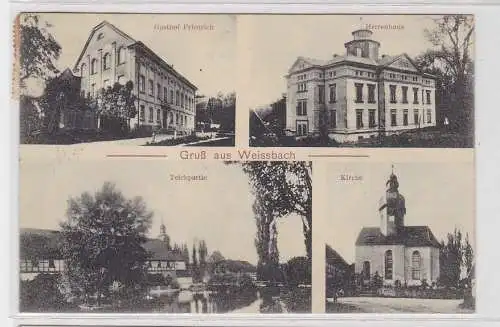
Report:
73,21,197,133
285,29,436,142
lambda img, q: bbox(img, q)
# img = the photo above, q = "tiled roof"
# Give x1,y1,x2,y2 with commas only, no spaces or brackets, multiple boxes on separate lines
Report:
355,226,441,248
325,244,350,268
20,228,186,261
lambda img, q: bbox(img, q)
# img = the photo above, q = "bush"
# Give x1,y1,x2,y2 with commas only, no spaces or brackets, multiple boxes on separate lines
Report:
20,274,76,312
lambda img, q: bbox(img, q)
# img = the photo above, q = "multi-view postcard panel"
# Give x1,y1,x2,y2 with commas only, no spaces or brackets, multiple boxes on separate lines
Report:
19,158,312,313
15,12,475,317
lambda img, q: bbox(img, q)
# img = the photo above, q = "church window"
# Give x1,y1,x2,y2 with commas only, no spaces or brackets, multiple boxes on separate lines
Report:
384,250,393,280
412,251,421,280
362,261,371,279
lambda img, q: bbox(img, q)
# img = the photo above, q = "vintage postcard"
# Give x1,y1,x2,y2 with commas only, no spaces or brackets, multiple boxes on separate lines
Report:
16,13,236,147
18,153,312,313
247,14,474,148
319,160,475,313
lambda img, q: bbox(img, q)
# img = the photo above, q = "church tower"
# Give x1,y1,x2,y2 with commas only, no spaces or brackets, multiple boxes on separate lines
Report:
344,29,380,61
379,167,406,236
158,219,171,250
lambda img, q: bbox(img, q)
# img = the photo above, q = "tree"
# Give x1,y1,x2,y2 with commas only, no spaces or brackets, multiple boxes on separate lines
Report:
60,182,153,305
19,14,61,87
439,228,464,288
463,233,474,283
239,161,312,261
192,243,199,282
285,256,311,286
92,81,137,133
419,15,474,133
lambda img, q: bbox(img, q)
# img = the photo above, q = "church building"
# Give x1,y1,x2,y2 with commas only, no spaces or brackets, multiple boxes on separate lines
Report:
285,29,436,142
354,170,441,287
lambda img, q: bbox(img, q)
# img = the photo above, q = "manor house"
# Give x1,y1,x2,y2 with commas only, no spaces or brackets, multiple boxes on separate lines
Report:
285,29,436,142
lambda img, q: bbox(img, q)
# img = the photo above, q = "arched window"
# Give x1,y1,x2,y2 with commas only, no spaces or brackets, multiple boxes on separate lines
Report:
103,53,110,70
412,251,421,280
80,63,87,76
91,58,98,74
118,47,126,64
384,250,393,280
362,261,370,280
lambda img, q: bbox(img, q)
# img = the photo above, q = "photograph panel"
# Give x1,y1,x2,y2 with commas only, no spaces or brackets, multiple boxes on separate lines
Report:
17,13,236,147
322,161,475,313
18,155,311,313
248,14,474,148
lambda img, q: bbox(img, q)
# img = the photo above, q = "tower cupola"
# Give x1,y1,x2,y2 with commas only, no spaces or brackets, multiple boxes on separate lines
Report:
345,29,380,60
379,166,406,236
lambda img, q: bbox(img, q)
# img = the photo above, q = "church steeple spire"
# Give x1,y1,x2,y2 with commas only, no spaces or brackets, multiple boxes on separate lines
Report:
158,217,171,250
379,165,406,236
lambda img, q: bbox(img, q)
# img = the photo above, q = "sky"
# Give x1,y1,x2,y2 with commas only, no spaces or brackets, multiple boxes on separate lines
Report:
19,156,306,265
242,14,462,108
24,13,237,98
322,161,475,264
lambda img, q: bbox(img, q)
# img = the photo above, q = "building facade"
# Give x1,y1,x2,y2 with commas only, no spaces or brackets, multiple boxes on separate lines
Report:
19,225,189,283
285,29,436,142
73,21,197,134
354,171,441,287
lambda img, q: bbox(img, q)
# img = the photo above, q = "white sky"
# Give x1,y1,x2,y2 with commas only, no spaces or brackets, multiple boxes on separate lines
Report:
19,157,305,265
24,13,237,98
242,14,462,108
323,162,475,264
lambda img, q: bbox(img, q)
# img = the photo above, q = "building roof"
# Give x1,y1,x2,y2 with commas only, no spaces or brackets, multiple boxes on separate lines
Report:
325,244,350,268
355,226,441,248
20,228,186,262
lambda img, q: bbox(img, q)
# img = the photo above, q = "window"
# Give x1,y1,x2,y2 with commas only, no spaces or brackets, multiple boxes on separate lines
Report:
426,90,432,104
176,113,179,125
385,250,393,280
148,79,154,96
329,84,336,103
403,109,409,126
413,87,419,104
355,83,364,103
170,90,174,104
389,85,397,103
168,112,173,124
90,83,96,98
176,91,180,106
157,84,161,99
368,84,376,103
80,63,87,76
356,109,364,129
140,105,145,121
412,251,421,280
103,53,110,70
297,82,307,92
363,261,371,280
118,75,126,85
369,109,376,128
163,87,168,102
391,109,397,126
414,110,419,125
329,110,337,128
318,85,325,104
157,109,161,122
91,59,98,74
427,109,432,123
49,259,55,269
296,100,307,116
185,94,188,108
296,121,308,136
148,107,154,123
118,47,126,64
139,75,145,93
180,115,184,126
402,86,408,104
